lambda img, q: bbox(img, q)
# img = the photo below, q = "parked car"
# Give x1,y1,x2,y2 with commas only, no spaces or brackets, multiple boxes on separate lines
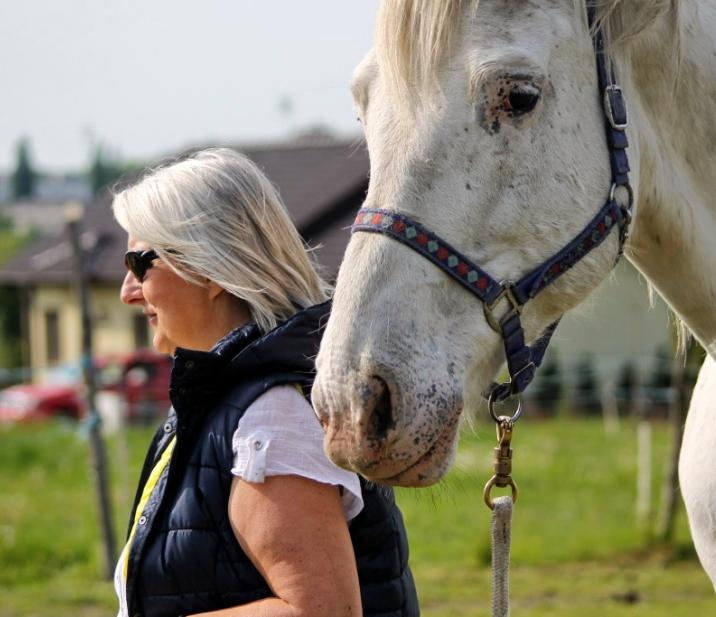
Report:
0,383,84,423
0,350,172,425
98,350,172,423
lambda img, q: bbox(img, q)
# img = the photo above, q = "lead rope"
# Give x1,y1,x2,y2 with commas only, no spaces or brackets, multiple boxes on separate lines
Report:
491,496,513,617
484,412,518,616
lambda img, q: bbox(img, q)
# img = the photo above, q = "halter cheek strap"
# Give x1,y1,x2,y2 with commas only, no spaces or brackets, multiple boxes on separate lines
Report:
350,4,633,404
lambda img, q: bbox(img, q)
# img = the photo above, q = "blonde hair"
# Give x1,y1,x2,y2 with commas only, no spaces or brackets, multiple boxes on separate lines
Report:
112,147,330,332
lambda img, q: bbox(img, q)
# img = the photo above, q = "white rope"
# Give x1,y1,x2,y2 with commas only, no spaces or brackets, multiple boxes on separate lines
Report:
491,495,513,617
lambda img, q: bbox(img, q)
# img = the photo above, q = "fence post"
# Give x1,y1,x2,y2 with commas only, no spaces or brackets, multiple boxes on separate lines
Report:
601,378,620,435
635,376,652,527
66,202,116,579
655,357,687,541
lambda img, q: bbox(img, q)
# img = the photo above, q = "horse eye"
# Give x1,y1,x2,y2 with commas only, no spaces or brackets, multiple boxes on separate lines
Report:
506,86,541,115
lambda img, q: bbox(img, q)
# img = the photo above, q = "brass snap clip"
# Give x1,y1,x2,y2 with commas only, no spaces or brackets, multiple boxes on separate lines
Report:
483,416,519,510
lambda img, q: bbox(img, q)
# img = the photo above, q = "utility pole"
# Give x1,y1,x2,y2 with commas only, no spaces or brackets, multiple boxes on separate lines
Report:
65,201,116,579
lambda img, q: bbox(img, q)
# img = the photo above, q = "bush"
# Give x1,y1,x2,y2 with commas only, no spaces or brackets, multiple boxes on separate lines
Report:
645,346,674,417
572,354,601,415
615,359,638,415
529,353,562,416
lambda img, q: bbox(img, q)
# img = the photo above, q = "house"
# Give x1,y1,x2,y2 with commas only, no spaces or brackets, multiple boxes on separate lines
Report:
0,199,79,236
539,260,673,400
0,173,92,206
0,135,369,382
0,134,674,400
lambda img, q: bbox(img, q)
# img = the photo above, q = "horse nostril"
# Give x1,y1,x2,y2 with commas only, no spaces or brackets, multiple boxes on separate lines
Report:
366,376,394,441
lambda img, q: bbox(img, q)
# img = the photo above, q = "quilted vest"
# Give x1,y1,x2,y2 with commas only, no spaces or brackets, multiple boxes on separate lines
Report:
124,302,420,617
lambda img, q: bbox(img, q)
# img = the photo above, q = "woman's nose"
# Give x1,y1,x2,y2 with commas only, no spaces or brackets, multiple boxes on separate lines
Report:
120,271,144,305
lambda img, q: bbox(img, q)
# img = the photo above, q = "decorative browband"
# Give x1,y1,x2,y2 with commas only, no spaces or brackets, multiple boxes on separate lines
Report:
351,199,629,308
351,208,501,303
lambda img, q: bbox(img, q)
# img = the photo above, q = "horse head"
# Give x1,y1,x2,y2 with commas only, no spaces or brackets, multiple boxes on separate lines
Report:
314,0,638,486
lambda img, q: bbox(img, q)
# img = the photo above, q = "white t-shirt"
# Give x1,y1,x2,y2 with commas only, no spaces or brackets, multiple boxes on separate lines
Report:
231,385,364,521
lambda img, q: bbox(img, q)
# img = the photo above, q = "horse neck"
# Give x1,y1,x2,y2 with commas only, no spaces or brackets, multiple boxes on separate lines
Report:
622,1,716,358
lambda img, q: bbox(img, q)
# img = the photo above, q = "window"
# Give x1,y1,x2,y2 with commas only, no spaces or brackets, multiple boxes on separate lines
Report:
45,310,60,364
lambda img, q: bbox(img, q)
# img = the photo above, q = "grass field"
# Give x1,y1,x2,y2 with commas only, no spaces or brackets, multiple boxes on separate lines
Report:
0,415,714,616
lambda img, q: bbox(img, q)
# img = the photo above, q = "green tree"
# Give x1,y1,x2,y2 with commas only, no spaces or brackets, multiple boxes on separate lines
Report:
615,359,637,415
89,144,125,195
0,228,33,373
572,354,601,415
0,285,23,372
530,353,562,416
11,138,36,199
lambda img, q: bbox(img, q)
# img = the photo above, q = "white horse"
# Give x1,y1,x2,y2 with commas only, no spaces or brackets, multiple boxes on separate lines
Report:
312,0,716,586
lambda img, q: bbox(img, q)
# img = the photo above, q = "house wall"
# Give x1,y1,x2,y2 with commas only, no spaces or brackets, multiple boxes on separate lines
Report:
28,284,143,382
535,260,673,393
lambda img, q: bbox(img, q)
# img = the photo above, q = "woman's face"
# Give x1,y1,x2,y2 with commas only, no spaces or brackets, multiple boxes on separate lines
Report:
120,238,225,355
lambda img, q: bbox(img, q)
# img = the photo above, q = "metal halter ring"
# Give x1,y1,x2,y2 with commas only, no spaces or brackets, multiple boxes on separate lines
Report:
488,391,523,424
609,182,634,208
483,474,519,510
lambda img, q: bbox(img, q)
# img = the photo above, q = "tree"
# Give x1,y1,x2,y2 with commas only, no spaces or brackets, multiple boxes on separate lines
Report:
530,353,562,416
0,227,34,373
615,359,638,415
89,144,126,195
572,354,601,414
646,345,673,415
11,138,36,199
0,285,23,372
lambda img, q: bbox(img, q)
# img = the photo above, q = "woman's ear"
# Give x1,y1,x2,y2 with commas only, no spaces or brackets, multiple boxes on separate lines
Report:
206,281,251,325
206,280,225,302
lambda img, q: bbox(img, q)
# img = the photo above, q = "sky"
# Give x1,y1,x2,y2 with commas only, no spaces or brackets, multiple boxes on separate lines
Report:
0,1,379,173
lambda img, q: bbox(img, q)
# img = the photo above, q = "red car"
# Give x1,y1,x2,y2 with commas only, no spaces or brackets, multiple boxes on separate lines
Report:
0,351,172,425
0,383,84,423
98,350,172,423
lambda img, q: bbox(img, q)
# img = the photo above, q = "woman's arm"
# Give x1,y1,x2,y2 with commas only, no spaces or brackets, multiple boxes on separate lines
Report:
190,474,362,617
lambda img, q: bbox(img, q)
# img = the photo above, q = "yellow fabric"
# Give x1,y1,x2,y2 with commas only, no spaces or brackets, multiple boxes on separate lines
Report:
121,436,176,580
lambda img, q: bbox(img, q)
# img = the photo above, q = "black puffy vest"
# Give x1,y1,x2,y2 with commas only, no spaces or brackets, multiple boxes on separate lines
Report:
124,301,420,617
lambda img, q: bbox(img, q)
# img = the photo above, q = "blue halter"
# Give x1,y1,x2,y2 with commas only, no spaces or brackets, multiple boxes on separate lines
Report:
351,3,634,410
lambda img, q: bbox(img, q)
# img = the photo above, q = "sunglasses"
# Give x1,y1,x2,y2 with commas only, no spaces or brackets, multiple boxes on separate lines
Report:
124,249,160,282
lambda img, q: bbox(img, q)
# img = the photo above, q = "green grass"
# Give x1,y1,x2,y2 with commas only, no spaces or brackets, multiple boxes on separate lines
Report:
0,416,714,616
394,416,715,614
0,421,152,614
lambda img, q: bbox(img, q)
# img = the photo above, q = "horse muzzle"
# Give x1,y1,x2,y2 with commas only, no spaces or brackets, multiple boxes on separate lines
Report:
313,372,461,486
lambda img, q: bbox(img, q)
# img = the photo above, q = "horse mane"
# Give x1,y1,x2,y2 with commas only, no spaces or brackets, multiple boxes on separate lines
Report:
375,0,681,107
375,0,464,108
595,0,681,47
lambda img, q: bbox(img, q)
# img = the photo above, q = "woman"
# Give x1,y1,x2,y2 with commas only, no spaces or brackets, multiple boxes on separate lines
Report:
112,148,419,617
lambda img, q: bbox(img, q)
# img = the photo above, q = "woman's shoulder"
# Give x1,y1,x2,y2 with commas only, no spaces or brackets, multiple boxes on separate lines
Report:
232,384,364,520
237,383,317,434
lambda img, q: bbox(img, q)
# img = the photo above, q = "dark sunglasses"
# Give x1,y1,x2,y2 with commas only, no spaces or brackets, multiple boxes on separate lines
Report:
124,249,160,282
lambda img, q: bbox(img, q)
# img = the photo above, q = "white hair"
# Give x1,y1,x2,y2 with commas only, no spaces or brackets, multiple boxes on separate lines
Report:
112,147,330,333
375,0,681,109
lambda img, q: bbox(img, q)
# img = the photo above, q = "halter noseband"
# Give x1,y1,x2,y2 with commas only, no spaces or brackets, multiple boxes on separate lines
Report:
350,4,634,406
